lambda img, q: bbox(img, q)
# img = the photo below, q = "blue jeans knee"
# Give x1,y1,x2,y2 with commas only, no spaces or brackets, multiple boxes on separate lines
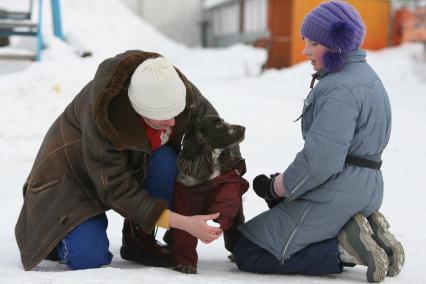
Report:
57,213,113,270
143,145,178,205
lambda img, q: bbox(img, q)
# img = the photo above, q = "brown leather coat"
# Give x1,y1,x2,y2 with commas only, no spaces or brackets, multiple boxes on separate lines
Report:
15,50,219,270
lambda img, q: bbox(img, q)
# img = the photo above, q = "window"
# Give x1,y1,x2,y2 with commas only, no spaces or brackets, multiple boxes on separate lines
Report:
212,2,239,35
244,0,267,33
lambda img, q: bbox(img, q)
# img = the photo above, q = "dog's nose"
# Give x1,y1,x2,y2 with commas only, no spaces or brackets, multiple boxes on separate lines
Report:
230,125,245,137
236,125,245,133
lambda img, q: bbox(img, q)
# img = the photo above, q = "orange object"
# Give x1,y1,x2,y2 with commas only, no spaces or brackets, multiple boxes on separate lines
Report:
393,7,426,45
412,8,426,42
264,0,391,69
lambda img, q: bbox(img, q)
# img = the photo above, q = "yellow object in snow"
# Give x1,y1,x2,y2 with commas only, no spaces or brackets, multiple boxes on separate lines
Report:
52,84,61,94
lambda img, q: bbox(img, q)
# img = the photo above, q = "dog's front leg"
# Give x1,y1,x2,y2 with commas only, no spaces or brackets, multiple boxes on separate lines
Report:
171,184,199,274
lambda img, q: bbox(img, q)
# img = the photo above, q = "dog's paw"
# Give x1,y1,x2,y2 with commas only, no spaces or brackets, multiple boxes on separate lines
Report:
173,264,197,274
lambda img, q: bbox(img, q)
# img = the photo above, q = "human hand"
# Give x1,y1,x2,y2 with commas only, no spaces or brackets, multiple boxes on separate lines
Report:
252,173,283,208
184,212,223,244
252,174,272,199
253,173,279,199
170,211,223,244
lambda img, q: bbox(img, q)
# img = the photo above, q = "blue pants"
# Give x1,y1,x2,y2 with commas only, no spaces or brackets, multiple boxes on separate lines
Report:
233,236,343,275
56,145,178,270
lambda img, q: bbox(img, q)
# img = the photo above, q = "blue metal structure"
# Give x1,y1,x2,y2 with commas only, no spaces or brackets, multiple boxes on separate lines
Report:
51,0,64,40
0,0,64,61
35,0,43,61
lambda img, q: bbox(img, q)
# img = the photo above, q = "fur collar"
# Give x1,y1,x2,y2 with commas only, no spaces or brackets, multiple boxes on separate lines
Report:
91,50,194,152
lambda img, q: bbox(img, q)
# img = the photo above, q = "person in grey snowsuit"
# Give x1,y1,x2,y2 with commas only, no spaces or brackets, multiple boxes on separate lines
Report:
233,1,404,283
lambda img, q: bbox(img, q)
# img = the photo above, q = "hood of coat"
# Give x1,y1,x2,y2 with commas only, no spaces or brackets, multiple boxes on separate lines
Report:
89,50,195,152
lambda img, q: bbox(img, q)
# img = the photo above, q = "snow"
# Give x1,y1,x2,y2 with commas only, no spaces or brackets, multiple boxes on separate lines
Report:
1,0,425,283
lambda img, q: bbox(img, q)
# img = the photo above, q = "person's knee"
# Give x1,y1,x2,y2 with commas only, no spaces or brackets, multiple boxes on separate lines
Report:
151,145,177,174
60,238,113,270
233,236,284,274
234,251,255,272
232,239,244,267
233,237,256,272
146,145,178,204
57,214,113,270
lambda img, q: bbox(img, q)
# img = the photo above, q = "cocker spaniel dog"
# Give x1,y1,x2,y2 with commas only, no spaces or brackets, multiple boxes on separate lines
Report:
171,115,249,274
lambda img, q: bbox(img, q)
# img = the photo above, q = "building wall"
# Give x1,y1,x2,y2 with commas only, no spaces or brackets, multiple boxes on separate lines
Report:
204,0,269,47
265,0,293,68
119,0,203,47
204,0,240,46
204,0,391,69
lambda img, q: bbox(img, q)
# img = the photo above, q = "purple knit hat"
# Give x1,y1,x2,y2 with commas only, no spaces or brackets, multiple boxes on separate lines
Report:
301,1,366,72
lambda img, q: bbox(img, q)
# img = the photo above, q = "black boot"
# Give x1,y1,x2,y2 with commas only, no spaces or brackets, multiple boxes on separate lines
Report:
252,174,282,208
120,219,174,267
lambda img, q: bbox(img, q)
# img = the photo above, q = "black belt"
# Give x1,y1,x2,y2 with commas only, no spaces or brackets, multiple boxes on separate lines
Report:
345,156,382,170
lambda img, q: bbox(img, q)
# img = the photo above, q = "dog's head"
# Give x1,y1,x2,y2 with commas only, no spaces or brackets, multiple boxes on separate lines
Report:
177,116,245,185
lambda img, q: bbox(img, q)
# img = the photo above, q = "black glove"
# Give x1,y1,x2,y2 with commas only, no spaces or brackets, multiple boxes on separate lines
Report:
252,174,282,208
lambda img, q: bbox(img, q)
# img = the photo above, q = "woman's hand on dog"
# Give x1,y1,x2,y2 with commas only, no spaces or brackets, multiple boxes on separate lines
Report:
169,212,223,243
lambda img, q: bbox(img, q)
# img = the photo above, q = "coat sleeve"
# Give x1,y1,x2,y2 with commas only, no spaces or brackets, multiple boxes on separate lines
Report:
208,173,249,230
81,110,168,233
283,87,358,201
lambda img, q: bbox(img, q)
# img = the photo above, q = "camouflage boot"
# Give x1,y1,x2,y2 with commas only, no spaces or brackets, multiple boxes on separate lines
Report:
338,214,389,283
368,211,405,277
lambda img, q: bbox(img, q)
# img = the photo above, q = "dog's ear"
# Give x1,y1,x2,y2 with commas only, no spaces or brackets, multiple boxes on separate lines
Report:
218,148,233,173
179,133,200,158
192,118,203,131
177,133,213,182
218,147,244,174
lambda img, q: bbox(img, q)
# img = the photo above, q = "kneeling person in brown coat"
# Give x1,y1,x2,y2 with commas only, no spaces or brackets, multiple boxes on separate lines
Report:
15,51,239,271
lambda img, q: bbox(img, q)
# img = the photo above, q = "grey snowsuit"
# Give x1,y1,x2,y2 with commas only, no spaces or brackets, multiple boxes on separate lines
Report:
239,49,391,262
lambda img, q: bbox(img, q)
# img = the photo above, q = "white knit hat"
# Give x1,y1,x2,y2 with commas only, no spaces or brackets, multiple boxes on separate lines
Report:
128,57,186,120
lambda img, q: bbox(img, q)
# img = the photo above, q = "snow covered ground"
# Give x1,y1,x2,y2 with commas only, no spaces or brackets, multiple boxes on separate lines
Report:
1,0,425,283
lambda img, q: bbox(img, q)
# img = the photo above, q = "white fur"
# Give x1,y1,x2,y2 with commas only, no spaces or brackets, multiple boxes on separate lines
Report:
177,174,199,187
178,148,225,186
209,149,223,180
